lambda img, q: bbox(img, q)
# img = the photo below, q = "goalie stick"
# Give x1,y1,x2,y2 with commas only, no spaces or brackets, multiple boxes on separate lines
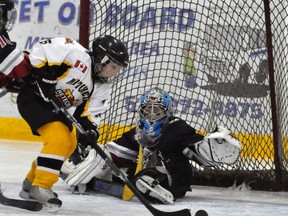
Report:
122,145,143,201
87,177,124,198
60,173,125,199
50,98,192,216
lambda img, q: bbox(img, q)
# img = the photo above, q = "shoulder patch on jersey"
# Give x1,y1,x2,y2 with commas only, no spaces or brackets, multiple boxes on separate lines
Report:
74,60,87,73
65,38,74,44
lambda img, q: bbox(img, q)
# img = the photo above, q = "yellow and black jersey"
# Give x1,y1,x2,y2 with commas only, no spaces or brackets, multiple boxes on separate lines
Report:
29,37,111,127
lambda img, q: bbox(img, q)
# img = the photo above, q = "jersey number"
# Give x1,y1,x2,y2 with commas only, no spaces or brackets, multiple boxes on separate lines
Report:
39,39,52,45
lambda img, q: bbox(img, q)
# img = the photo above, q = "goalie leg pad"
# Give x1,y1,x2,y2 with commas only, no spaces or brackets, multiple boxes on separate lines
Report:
64,147,112,186
133,169,174,205
61,159,77,175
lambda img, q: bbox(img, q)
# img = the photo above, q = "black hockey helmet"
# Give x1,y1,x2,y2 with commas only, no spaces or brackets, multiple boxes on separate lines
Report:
0,0,16,32
90,35,129,82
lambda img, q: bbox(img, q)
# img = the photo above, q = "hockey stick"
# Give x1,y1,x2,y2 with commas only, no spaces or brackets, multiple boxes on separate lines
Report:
0,192,43,212
50,99,191,216
60,173,125,199
0,184,43,212
0,89,8,98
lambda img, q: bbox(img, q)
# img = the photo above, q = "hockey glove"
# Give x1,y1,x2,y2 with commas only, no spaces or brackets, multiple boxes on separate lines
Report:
60,132,99,180
78,129,99,146
77,129,100,158
32,72,57,101
4,78,26,93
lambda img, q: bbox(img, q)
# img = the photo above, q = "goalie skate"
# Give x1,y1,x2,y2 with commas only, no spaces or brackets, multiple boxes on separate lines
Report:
135,175,174,204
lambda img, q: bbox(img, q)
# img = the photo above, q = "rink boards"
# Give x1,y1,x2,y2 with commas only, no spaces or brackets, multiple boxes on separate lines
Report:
0,116,286,160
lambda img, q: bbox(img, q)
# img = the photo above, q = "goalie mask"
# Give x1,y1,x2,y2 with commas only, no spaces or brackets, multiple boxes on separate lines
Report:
90,35,129,83
0,0,16,32
136,87,174,148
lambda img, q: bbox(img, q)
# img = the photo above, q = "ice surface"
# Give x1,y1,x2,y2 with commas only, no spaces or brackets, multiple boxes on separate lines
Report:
1,140,288,216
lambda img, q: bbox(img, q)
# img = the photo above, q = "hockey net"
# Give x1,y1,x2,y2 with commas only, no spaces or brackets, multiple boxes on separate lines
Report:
84,0,288,190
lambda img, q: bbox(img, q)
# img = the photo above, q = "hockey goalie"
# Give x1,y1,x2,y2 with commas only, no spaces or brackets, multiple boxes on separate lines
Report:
62,87,242,204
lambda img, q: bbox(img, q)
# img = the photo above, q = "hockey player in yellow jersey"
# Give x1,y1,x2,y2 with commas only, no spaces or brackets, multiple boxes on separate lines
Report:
16,35,129,211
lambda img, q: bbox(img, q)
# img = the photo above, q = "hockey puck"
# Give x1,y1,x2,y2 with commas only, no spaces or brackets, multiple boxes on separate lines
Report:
195,210,208,216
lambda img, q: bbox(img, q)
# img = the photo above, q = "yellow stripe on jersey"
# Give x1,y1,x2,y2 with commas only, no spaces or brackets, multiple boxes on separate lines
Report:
57,60,72,80
81,98,93,122
32,58,48,68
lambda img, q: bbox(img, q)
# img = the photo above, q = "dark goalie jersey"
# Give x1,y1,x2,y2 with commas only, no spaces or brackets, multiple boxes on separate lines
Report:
0,29,31,88
106,117,204,199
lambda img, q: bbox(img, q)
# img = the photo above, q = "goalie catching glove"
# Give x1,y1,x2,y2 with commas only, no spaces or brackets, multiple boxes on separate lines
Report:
183,126,242,166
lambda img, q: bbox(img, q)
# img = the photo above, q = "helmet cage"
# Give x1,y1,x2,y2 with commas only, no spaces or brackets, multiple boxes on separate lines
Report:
139,103,167,123
93,53,125,83
138,87,174,119
136,88,174,147
92,40,128,83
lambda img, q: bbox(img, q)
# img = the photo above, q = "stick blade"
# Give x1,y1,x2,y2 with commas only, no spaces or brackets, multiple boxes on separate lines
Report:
153,208,191,216
0,193,43,211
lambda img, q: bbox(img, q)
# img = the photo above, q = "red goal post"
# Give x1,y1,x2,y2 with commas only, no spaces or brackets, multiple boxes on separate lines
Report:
79,0,288,191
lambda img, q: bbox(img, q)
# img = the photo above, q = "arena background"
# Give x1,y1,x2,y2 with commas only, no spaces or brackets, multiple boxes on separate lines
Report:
0,0,80,141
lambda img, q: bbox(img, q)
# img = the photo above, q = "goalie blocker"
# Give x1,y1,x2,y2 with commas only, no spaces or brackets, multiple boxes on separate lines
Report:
63,125,242,205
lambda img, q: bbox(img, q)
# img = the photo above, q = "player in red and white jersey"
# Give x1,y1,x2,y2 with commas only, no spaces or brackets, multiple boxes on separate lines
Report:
16,35,129,211
0,0,31,91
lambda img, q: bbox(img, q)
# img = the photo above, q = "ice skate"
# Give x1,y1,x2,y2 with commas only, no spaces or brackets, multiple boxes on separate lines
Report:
19,178,58,200
29,186,62,212
18,178,32,200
